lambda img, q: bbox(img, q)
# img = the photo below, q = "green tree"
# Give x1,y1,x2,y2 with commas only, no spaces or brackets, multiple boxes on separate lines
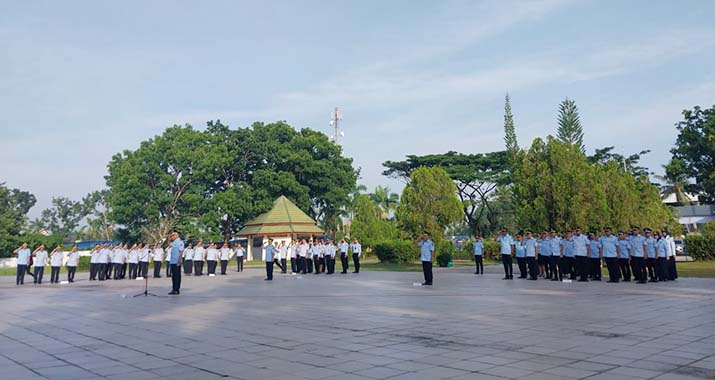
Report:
657,158,692,205
395,167,463,242
670,105,715,202
383,151,510,236
31,196,92,239
556,98,585,152
351,194,398,248
0,183,36,256
504,93,518,157
81,190,116,241
368,185,399,220
588,146,651,177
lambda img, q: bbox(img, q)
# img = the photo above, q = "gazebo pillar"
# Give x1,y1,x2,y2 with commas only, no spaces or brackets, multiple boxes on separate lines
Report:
247,235,253,261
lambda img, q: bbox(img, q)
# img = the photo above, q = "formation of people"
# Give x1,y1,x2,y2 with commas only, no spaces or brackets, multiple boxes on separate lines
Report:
261,238,362,280
11,237,364,285
485,226,679,284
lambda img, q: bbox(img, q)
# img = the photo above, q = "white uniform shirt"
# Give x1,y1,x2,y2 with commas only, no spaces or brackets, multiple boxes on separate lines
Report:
350,243,362,257
206,248,218,261
183,248,194,260
112,249,123,263
194,247,205,261
279,245,287,260
105,249,112,263
128,249,139,264
67,251,80,266
50,251,64,267
339,242,349,254
153,248,164,261
235,247,244,257
298,244,308,257
220,247,230,260
98,248,109,263
89,249,99,264
666,236,676,258
290,244,297,259
139,248,150,262
16,248,31,265
34,250,48,267
327,244,336,257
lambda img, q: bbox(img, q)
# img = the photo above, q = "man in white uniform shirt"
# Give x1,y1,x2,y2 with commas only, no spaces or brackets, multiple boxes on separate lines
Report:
49,245,64,284
139,244,150,278
417,232,435,286
298,240,309,274
33,244,48,284
13,243,31,285
127,244,139,279
235,244,245,272
89,245,100,281
289,241,298,274
152,243,164,278
350,239,361,274
325,240,337,274
206,243,219,275
219,243,230,275
278,241,288,274
112,245,124,280
338,239,349,274
98,244,109,281
193,241,205,276
183,243,194,275
66,245,80,283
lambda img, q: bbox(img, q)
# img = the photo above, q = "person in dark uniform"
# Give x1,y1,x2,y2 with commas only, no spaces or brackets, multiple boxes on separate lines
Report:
548,230,562,281
629,227,647,284
514,232,527,279
524,230,539,280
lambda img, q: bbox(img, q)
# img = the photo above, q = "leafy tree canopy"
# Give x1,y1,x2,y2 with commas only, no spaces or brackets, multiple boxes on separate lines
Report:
670,105,715,202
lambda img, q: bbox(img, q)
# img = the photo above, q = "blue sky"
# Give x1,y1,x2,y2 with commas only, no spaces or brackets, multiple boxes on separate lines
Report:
1,0,714,218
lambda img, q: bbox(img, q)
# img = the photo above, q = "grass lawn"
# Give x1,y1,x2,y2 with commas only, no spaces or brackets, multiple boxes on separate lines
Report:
2,258,714,278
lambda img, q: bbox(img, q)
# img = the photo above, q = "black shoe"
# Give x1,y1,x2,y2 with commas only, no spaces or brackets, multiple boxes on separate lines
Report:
638,280,647,284
528,277,537,281
474,272,479,274
593,278,601,281
607,280,618,283
341,272,347,274
264,278,272,281
503,277,510,280
578,279,589,282
421,282,432,286
623,279,631,282
168,291,178,295
551,278,560,282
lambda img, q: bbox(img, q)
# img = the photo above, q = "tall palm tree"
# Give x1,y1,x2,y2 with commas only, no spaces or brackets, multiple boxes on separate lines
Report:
656,160,692,206
369,185,400,220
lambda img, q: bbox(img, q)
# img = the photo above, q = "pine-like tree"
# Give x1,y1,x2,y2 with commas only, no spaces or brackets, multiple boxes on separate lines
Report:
556,97,585,152
503,93,518,156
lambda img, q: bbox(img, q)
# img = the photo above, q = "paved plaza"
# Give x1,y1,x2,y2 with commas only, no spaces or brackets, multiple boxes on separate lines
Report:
1,265,714,380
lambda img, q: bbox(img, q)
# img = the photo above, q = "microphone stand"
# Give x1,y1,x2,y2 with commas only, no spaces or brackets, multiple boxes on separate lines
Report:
134,274,158,297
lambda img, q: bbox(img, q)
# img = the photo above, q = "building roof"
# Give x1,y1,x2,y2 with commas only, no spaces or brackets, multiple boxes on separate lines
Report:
236,196,324,236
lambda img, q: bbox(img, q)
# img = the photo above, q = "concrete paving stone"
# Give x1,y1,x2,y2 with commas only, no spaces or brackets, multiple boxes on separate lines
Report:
1,269,714,380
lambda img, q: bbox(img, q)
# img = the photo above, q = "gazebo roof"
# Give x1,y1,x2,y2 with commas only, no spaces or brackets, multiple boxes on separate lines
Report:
236,196,323,236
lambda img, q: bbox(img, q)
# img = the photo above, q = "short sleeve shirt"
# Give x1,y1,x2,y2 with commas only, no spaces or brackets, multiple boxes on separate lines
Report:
418,239,434,261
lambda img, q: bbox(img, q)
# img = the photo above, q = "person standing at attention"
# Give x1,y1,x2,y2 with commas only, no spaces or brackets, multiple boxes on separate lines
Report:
219,242,230,275
13,243,31,285
66,245,79,283
264,239,276,281
33,244,48,284
168,231,184,295
350,239,362,274
496,228,514,280
416,232,435,286
473,236,484,275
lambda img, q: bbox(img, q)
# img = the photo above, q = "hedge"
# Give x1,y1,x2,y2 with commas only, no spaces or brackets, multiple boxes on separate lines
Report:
684,235,715,260
373,240,419,263
456,240,502,261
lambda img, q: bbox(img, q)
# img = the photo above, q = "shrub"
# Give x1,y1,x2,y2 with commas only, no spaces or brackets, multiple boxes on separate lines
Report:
684,235,715,260
374,240,419,263
436,252,452,267
705,221,715,237
457,240,501,261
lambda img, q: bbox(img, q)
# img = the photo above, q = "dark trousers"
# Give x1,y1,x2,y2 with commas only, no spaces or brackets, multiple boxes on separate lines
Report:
352,253,360,273
273,259,284,273
307,258,313,273
501,254,513,278
656,258,668,281
280,258,287,273
139,262,149,277
104,262,112,279
589,257,601,280
313,256,322,273
631,257,646,282
89,263,97,280
605,257,620,282
16,264,26,285
265,261,273,280
67,266,77,282
194,261,203,275
668,257,678,280
113,263,122,279
562,256,575,278
34,266,44,283
619,258,631,281
646,258,656,281
26,265,35,279
184,259,193,274
170,264,181,292
50,266,60,283
220,260,228,274
340,253,349,273
516,257,527,278
474,255,483,274
207,260,217,274
421,261,433,285
323,256,330,274
291,257,297,273
576,256,588,281
526,257,537,279
166,261,171,277
236,256,243,272
153,261,162,277
300,256,307,274
98,263,106,280
549,256,562,281
128,263,138,279
121,263,127,278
